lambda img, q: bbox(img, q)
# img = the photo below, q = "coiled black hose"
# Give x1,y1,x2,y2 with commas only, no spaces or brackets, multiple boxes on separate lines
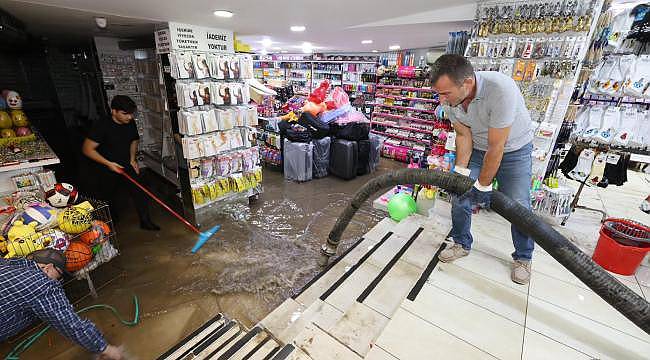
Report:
320,168,650,334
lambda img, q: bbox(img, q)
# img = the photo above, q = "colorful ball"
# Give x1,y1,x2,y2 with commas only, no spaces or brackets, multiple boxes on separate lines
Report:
45,183,79,208
64,241,92,272
42,230,69,251
15,126,31,137
10,110,28,127
387,193,416,222
0,111,12,129
79,220,111,246
21,204,57,231
57,207,92,234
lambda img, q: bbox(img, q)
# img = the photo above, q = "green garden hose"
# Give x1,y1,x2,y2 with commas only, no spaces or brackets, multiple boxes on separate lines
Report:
4,295,139,360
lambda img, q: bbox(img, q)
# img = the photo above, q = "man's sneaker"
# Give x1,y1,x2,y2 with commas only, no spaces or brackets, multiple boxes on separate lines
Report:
511,260,531,285
439,243,469,263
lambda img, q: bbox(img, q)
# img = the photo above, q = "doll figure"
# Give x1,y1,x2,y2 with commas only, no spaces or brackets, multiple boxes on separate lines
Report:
219,86,231,105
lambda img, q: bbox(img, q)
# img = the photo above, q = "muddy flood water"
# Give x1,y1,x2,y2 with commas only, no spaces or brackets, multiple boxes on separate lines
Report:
0,159,401,359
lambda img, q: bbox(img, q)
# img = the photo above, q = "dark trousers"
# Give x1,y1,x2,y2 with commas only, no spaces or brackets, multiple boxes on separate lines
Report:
83,164,152,224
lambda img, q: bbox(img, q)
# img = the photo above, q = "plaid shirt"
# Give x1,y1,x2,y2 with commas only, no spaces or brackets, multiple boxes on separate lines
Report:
0,258,107,353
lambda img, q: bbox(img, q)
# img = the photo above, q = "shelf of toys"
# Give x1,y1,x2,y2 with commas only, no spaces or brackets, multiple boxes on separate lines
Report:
371,65,452,164
0,90,61,194
0,172,119,299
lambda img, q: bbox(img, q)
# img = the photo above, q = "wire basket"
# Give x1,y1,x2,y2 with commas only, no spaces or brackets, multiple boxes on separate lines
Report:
2,198,119,277
601,218,650,247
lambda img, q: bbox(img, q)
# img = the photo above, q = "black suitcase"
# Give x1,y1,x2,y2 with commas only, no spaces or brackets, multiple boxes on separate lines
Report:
357,140,371,175
312,137,331,178
330,122,370,141
329,139,358,180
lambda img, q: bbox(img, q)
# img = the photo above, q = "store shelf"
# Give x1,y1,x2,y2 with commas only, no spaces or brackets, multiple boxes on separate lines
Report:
372,112,436,125
372,103,436,114
370,129,430,145
375,94,438,103
0,157,60,172
313,70,342,74
372,122,433,134
376,84,435,92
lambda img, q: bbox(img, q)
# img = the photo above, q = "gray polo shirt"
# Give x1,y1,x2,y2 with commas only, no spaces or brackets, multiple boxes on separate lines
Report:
444,71,533,153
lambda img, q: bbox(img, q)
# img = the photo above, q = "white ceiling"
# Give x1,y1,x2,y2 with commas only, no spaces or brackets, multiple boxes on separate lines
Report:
0,0,476,51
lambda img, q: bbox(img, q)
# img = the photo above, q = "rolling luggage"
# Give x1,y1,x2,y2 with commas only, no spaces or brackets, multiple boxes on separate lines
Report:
284,139,313,182
329,139,358,180
312,137,331,178
357,139,371,175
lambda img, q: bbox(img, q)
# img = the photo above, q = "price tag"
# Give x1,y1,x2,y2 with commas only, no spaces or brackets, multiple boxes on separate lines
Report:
606,153,621,165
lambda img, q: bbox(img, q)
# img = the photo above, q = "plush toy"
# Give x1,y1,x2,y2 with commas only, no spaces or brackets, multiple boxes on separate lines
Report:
5,220,40,258
11,110,29,127
40,229,69,251
0,111,11,129
0,235,7,254
301,81,330,117
8,220,38,242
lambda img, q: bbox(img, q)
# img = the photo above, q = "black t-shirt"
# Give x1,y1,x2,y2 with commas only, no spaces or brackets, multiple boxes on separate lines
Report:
87,116,139,167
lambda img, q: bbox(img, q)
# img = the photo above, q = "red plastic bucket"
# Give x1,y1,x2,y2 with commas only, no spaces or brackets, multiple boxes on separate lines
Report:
592,219,650,275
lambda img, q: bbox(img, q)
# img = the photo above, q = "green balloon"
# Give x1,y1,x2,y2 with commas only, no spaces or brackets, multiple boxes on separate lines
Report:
387,193,416,222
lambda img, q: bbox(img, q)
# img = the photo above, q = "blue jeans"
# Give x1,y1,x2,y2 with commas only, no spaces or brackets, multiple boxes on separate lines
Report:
450,143,534,261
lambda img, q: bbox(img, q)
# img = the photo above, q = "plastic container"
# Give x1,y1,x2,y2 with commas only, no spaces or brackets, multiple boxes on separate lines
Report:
592,218,650,275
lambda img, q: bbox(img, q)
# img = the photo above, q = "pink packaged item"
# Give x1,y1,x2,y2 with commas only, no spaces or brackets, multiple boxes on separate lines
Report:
330,87,350,109
334,109,370,125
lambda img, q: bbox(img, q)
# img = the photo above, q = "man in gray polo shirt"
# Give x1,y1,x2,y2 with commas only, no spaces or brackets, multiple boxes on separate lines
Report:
430,54,534,284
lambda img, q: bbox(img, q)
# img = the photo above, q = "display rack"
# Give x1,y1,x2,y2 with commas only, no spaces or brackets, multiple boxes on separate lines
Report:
154,23,263,225
465,0,605,183
253,59,377,113
371,67,450,163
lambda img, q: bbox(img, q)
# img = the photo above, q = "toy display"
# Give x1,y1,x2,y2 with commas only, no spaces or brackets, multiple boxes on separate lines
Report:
1,129,16,138
45,183,79,208
20,203,58,231
15,126,31,137
64,241,93,272
11,110,29,127
7,220,37,242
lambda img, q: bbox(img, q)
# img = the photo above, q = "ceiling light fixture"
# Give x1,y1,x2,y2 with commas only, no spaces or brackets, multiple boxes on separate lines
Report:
261,38,273,47
290,25,306,32
213,10,234,18
389,44,401,50
281,50,288,53
361,40,373,44
260,49,268,55
272,46,281,50
372,50,378,53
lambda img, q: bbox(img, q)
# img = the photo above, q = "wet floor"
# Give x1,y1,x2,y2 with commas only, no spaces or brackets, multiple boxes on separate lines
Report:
0,159,402,359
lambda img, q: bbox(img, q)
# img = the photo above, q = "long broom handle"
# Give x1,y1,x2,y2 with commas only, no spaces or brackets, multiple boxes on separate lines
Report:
119,170,201,234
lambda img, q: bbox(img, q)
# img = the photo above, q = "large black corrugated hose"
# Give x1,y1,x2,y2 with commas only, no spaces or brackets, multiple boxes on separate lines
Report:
320,168,650,334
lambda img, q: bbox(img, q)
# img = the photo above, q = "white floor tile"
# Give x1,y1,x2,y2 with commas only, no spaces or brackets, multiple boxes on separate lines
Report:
452,248,529,294
365,234,411,269
399,227,447,270
275,299,344,343
292,323,362,360
529,271,650,342
329,302,389,357
389,215,427,239
636,264,650,287
522,328,592,360
294,255,358,307
363,218,398,243
364,346,398,360
641,285,649,300
325,261,383,313
427,262,528,325
526,296,650,360
259,299,305,340
402,283,524,360
375,308,497,360
244,340,282,360
363,260,422,318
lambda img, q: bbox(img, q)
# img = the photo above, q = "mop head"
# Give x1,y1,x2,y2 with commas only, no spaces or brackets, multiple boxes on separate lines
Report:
191,225,221,253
